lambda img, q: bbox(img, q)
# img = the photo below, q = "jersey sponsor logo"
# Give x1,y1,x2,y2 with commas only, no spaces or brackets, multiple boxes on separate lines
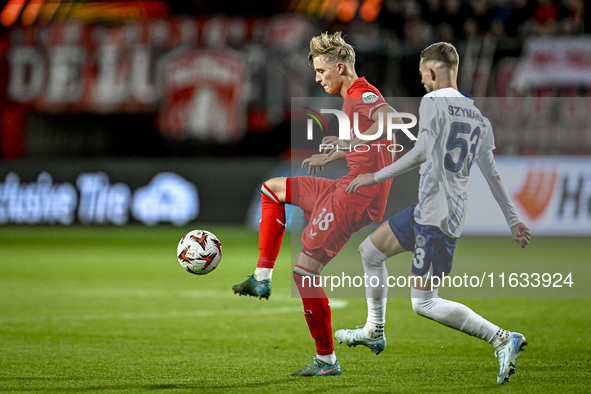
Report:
415,234,426,248
362,91,379,103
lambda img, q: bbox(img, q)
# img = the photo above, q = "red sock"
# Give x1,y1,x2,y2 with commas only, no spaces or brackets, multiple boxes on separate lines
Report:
257,183,287,269
293,266,334,355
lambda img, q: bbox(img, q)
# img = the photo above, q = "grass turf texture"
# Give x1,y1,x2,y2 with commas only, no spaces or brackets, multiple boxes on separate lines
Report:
0,225,589,393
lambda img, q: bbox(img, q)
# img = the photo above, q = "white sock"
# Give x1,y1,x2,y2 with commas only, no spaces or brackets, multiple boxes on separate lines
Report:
254,268,272,281
490,328,510,348
317,353,337,365
363,319,385,339
366,297,387,326
359,237,388,337
410,287,501,346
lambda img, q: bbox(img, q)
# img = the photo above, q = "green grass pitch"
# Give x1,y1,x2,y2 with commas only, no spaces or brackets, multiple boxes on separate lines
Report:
0,225,589,393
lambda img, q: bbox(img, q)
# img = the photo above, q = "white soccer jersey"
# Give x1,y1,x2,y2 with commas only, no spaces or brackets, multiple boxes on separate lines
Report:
414,88,495,238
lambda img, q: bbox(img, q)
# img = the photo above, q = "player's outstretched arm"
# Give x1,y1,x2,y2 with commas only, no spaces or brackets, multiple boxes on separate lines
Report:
301,152,346,175
476,150,531,247
346,173,376,193
347,131,434,194
511,222,532,249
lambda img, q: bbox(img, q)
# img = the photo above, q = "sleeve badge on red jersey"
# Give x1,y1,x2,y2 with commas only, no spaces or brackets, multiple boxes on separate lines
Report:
362,91,379,103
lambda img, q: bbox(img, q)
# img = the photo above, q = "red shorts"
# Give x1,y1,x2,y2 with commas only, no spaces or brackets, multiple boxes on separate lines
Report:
291,176,373,266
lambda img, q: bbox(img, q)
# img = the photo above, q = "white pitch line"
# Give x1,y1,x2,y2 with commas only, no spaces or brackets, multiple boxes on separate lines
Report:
0,299,349,323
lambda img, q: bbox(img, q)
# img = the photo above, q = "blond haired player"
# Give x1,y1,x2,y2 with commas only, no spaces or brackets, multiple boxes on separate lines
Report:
233,32,402,376
335,42,531,385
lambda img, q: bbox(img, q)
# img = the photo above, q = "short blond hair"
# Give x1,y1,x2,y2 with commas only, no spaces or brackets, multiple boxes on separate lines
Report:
420,42,459,70
308,31,355,66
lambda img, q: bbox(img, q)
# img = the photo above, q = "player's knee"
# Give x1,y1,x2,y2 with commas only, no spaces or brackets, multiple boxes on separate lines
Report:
262,178,286,203
359,236,386,271
292,269,308,289
411,297,432,317
410,288,438,318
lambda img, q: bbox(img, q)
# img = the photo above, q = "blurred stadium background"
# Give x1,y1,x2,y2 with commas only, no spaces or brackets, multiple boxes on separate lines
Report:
1,1,590,392
0,0,589,231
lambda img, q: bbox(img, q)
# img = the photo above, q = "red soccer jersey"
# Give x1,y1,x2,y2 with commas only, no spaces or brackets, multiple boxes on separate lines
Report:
333,77,395,222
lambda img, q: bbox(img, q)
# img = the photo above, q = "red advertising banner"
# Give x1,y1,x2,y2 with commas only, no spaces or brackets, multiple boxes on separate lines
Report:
5,20,199,112
1,16,315,141
512,37,591,90
159,49,246,142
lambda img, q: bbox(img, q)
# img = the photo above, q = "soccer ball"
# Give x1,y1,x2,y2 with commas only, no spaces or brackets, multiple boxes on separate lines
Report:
176,230,222,275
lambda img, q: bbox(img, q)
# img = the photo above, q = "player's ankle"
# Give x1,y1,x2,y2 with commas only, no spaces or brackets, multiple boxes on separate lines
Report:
317,353,337,365
490,328,510,348
364,322,385,339
254,267,273,281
